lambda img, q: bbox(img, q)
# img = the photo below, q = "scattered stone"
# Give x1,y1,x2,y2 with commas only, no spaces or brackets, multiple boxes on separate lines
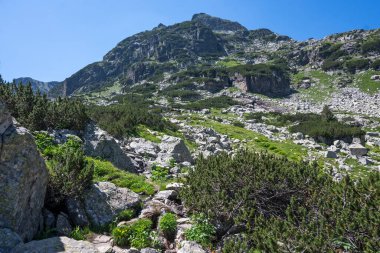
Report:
141,248,159,253
359,157,374,165
166,183,184,191
178,241,206,253
153,190,178,201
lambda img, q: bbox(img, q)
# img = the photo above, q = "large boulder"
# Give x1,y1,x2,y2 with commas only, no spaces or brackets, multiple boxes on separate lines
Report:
157,136,193,164
65,198,89,227
84,123,139,172
0,228,23,253
348,143,368,156
12,236,100,253
0,103,48,242
83,182,141,227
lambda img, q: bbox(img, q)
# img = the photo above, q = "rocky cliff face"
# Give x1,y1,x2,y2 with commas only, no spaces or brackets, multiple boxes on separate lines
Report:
47,13,379,98
0,103,48,242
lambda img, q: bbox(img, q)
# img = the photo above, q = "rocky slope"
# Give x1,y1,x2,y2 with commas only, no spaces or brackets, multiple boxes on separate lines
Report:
48,13,379,99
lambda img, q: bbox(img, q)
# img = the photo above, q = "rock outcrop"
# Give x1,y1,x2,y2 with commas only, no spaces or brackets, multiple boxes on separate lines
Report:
0,103,48,242
12,236,100,253
83,182,141,227
84,123,139,172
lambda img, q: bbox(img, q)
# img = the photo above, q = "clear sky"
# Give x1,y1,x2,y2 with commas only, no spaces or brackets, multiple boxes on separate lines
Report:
0,0,379,82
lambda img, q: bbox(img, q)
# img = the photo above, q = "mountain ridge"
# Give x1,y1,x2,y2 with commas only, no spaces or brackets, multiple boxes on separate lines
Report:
45,13,379,97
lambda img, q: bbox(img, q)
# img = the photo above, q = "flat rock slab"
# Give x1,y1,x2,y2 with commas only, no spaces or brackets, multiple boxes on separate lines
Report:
12,236,100,253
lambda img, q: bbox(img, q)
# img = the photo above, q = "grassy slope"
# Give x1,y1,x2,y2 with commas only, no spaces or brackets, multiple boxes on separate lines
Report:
292,70,338,102
89,157,155,195
353,70,380,94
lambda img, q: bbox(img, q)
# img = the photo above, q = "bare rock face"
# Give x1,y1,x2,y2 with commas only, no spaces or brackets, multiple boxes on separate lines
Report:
0,103,48,242
83,182,141,227
84,123,139,172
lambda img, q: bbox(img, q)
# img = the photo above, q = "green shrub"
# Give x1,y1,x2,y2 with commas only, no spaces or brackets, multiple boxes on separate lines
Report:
87,94,178,138
318,42,343,59
232,121,245,128
69,226,90,241
159,213,177,240
345,58,370,73
45,137,94,209
112,219,153,249
182,150,380,252
361,37,380,53
180,96,239,111
0,82,88,131
151,165,170,181
116,209,136,222
371,59,380,70
184,214,216,248
34,132,56,157
321,59,343,71
165,89,200,101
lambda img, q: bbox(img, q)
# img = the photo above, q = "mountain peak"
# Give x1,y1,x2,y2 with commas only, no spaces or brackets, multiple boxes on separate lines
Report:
191,13,247,32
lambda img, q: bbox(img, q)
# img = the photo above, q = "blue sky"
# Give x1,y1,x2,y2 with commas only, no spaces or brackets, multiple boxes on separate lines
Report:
0,0,379,82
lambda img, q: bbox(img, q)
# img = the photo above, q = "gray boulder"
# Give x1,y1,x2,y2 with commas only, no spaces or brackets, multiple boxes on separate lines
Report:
325,151,337,159
65,198,89,227
0,228,23,253
84,123,138,172
0,104,48,241
348,144,368,156
42,209,56,230
12,236,100,253
56,213,72,236
158,136,193,164
178,241,206,253
83,182,141,227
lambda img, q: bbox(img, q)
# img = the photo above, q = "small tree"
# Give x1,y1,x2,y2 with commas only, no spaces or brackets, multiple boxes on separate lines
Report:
45,137,94,209
321,105,335,122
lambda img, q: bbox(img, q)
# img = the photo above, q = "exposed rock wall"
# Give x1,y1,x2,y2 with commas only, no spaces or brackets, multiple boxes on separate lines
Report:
0,103,48,242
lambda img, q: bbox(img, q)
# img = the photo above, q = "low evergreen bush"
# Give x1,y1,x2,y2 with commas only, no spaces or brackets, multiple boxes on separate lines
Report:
181,150,379,252
159,213,177,240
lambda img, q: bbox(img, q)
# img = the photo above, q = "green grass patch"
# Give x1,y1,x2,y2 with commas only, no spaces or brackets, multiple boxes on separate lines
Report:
135,125,161,143
90,157,155,195
353,70,380,94
292,70,338,102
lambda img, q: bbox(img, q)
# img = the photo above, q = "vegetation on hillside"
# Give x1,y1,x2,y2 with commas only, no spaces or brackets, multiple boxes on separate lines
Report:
181,150,380,252
0,81,88,131
35,133,94,210
87,94,178,138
